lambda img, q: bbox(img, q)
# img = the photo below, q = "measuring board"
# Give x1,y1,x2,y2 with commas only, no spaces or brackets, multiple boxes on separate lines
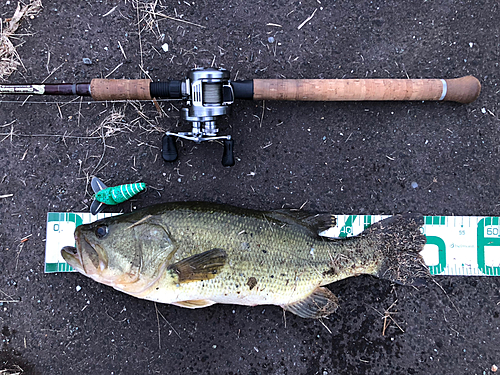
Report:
45,213,500,276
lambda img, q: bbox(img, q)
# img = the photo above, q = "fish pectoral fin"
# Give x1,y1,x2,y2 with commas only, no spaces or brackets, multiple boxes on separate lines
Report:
167,248,227,283
283,287,339,319
171,299,216,309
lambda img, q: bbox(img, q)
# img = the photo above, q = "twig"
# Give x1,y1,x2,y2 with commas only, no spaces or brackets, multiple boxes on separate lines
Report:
136,0,145,73
260,100,265,128
78,97,83,126
157,307,181,339
297,8,318,30
15,242,24,270
147,10,206,28
104,62,124,78
0,120,15,142
118,41,127,60
0,288,20,303
103,5,118,17
430,277,460,315
0,132,102,139
126,214,152,230
41,62,65,83
318,318,332,334
155,302,161,350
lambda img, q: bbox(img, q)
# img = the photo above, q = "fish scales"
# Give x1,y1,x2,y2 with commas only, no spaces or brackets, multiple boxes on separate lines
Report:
158,207,327,306
61,202,429,318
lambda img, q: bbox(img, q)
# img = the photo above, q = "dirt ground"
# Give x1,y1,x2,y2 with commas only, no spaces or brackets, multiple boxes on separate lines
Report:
0,0,499,374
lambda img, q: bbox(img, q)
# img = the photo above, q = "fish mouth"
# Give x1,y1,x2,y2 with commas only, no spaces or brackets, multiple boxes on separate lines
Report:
60,230,98,275
61,245,84,271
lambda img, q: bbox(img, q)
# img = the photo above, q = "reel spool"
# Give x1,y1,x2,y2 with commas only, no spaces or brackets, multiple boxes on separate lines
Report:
162,68,235,166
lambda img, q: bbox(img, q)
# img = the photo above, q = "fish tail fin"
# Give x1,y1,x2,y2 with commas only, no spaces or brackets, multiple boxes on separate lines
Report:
364,214,429,286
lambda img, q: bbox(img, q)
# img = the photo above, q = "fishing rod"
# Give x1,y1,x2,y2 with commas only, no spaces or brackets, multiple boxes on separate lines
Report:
0,68,481,166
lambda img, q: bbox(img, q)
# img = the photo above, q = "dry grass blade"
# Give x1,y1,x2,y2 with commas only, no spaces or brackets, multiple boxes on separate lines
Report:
89,106,132,138
0,365,23,375
132,0,205,40
0,288,20,303
0,0,43,80
88,106,133,175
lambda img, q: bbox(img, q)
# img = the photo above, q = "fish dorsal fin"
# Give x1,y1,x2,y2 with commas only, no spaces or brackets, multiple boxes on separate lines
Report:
171,299,216,309
167,248,227,283
283,286,339,319
268,210,337,235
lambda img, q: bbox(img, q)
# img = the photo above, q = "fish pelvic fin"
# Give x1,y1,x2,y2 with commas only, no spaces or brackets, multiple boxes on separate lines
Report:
167,248,227,283
283,286,339,319
366,214,429,286
171,299,216,309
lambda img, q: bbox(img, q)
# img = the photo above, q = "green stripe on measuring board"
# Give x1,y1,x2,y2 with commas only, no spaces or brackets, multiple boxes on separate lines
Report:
45,213,500,276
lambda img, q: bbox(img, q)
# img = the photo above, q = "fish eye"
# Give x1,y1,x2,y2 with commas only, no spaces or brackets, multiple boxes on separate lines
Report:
95,225,108,239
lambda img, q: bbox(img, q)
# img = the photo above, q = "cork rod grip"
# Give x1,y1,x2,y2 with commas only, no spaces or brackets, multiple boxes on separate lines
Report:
90,79,152,101
253,76,480,104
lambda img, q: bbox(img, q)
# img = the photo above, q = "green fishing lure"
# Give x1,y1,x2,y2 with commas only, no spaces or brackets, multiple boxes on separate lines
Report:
90,177,146,215
95,183,146,205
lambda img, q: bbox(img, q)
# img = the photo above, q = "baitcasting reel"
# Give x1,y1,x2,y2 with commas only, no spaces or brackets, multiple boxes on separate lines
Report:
161,68,236,167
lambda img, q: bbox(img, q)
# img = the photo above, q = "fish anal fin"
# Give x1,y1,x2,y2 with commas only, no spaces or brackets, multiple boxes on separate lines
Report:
172,299,216,309
167,248,227,283
283,286,339,319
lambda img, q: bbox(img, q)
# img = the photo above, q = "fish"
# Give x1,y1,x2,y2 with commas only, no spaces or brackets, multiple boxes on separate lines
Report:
61,202,429,319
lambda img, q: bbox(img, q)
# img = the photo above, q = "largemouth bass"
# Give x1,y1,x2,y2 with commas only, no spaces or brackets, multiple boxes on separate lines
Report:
61,202,428,318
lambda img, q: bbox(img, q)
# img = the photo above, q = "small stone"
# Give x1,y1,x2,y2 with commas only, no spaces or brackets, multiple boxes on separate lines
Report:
411,181,418,189
492,364,498,372
82,58,92,65
76,285,82,292
481,108,487,114
161,43,169,52
268,36,275,43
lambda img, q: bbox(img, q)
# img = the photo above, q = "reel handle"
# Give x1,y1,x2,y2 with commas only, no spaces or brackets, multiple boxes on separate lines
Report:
162,135,178,162
222,139,235,167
